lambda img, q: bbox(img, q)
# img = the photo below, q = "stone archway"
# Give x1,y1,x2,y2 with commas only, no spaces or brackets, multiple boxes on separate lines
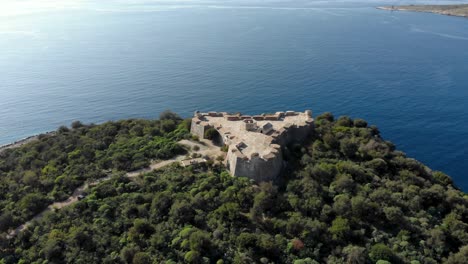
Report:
204,127,223,146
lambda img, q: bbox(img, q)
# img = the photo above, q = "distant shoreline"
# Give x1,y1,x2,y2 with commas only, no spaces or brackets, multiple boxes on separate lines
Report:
0,131,55,153
377,4,468,19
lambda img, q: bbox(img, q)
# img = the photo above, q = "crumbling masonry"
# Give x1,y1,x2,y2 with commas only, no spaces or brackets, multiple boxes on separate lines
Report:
190,110,314,182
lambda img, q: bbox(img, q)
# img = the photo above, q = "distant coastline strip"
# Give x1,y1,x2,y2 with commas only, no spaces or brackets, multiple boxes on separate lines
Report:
377,5,468,19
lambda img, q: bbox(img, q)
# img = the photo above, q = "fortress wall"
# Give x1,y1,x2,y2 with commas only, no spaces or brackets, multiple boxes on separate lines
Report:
191,119,208,139
226,147,240,176
290,122,314,143
273,122,314,147
227,148,284,182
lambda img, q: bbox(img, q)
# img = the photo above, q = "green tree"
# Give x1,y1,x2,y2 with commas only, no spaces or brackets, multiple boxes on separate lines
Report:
159,110,181,121
0,212,14,232
336,116,353,127
329,216,350,240
369,244,394,263
343,245,366,264
340,138,358,158
446,245,468,264
132,252,152,264
184,250,201,263
383,206,404,224
19,193,50,218
353,119,368,128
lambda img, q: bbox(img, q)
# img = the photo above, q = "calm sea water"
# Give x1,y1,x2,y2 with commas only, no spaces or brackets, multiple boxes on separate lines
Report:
1,1,468,190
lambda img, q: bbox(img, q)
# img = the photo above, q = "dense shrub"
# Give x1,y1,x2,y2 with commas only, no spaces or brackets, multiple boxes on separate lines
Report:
1,112,466,264
0,111,188,232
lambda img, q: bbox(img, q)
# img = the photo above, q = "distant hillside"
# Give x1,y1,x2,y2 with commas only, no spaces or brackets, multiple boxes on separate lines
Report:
1,112,467,263
378,4,468,18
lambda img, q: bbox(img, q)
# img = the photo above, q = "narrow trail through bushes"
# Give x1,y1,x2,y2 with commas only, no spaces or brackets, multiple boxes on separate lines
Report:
6,139,222,238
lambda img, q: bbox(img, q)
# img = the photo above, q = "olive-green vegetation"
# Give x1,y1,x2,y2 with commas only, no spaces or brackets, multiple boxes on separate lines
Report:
1,112,467,264
0,111,189,233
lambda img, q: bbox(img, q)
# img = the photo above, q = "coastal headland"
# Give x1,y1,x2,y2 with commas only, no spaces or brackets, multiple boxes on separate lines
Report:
1,111,466,263
377,4,468,18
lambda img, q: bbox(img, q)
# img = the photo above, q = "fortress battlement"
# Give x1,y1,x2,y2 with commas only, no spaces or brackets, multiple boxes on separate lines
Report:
191,110,314,182
194,110,310,122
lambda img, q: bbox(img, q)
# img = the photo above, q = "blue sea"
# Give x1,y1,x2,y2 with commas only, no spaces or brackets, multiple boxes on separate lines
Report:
1,0,468,190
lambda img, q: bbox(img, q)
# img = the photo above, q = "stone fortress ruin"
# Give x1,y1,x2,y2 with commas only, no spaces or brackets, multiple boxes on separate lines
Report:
190,110,314,182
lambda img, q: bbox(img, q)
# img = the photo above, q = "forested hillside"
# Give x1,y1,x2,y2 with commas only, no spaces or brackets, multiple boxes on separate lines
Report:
0,111,189,233
1,113,467,264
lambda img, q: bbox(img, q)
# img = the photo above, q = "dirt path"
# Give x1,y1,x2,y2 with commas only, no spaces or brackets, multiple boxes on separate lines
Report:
179,139,224,158
6,139,223,239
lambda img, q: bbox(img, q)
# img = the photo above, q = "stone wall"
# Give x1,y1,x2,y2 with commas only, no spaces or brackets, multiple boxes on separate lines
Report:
273,122,314,147
190,118,209,139
224,122,314,182
226,145,284,182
